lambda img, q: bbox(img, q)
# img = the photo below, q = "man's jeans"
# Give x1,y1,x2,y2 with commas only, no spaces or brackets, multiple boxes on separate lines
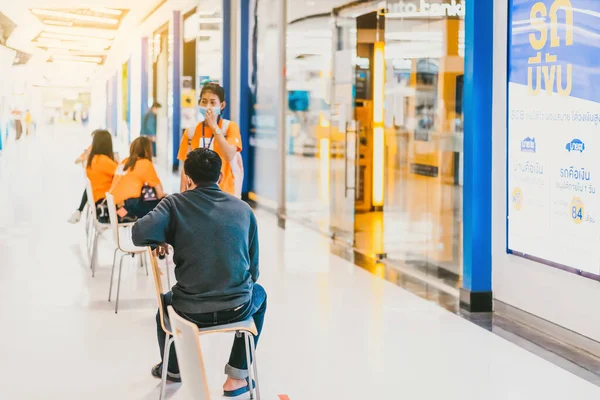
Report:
157,284,267,379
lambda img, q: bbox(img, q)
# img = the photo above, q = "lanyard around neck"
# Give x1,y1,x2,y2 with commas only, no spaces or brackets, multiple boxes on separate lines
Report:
201,116,221,149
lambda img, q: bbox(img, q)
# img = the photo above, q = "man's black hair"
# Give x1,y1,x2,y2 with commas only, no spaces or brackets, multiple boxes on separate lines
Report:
152,102,162,108
184,148,223,185
200,83,226,102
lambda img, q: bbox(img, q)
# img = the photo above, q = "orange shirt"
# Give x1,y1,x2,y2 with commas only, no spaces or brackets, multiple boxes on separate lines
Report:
177,120,242,196
110,158,162,205
86,155,118,202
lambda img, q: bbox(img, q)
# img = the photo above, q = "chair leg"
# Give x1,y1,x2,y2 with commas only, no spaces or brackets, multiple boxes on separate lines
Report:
109,252,124,302
90,232,99,277
160,336,174,400
143,253,149,276
115,253,126,313
87,227,92,262
87,224,95,257
249,334,261,400
244,333,254,400
84,206,91,237
165,258,171,289
111,247,118,274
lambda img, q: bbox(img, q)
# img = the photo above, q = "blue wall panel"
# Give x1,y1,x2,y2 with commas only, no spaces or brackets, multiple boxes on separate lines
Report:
463,0,494,293
222,0,231,120
240,0,252,195
141,37,149,122
173,10,182,169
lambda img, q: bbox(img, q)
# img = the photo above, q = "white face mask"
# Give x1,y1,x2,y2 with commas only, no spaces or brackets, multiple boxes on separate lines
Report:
198,106,222,118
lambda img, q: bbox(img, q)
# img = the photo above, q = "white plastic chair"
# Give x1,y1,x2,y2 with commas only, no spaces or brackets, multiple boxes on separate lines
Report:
166,305,211,400
151,252,260,400
105,193,148,313
164,308,261,400
81,165,93,241
85,178,110,277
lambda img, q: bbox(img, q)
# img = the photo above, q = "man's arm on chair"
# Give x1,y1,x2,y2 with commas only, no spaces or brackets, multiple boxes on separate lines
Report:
132,198,172,247
248,213,260,283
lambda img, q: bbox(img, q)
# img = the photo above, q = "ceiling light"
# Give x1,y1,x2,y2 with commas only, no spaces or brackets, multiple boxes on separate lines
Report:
49,60,101,67
44,25,116,39
44,20,73,26
34,41,109,52
90,7,123,16
31,9,119,25
52,54,103,63
40,32,112,46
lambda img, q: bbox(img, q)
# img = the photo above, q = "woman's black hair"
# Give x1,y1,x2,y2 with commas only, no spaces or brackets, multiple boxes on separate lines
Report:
200,83,226,102
87,130,114,167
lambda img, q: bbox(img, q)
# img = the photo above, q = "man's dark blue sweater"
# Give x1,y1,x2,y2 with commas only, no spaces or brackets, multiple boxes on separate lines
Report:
132,182,259,314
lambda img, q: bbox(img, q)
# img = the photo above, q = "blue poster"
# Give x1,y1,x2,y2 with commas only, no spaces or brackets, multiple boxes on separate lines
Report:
508,0,600,279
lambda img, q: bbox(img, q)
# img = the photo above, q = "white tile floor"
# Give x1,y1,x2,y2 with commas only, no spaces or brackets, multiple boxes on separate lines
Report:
1,126,600,399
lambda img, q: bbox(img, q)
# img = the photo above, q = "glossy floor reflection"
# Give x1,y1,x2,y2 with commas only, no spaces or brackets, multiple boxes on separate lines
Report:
1,126,600,399
285,153,463,279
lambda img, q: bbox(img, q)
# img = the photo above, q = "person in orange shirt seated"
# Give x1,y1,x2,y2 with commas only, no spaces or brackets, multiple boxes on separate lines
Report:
111,136,166,222
68,130,117,224
177,83,243,197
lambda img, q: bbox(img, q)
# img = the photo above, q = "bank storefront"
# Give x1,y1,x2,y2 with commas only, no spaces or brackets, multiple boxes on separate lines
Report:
248,0,467,292
244,0,600,354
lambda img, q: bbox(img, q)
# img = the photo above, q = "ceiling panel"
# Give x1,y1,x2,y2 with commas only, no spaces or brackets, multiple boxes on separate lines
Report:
28,7,129,66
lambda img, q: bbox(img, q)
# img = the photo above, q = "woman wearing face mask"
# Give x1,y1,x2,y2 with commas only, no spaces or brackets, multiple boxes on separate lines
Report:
177,83,243,197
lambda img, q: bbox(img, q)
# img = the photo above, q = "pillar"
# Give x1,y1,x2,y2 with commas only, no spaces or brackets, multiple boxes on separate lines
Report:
461,0,494,312
172,10,182,171
141,37,149,122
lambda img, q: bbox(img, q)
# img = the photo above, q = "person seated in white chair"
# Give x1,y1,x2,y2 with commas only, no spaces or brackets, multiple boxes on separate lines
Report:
132,148,266,397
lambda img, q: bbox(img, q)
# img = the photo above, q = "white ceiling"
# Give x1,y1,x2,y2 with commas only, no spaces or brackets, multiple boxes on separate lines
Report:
1,0,168,88
1,0,370,89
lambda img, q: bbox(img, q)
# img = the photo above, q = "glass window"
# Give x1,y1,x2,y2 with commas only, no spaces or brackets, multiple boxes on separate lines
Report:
382,10,464,283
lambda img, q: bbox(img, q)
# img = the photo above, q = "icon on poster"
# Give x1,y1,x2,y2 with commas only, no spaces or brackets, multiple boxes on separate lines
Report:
566,138,585,153
521,137,536,153
570,197,585,224
512,187,523,211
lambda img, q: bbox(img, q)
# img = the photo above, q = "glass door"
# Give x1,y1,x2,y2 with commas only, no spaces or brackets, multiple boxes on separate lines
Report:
329,11,358,246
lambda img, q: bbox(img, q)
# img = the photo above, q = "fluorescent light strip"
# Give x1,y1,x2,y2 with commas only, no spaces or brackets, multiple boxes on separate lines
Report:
44,25,116,39
44,20,73,26
46,47,107,56
53,54,103,63
34,42,109,52
31,9,119,25
49,60,100,67
40,32,112,46
90,7,123,16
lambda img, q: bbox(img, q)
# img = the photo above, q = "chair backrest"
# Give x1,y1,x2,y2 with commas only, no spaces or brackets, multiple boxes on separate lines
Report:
149,248,171,336
104,193,121,248
84,177,98,220
167,306,211,400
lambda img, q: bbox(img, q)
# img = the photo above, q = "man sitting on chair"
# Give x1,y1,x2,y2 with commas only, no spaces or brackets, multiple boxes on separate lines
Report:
132,148,266,397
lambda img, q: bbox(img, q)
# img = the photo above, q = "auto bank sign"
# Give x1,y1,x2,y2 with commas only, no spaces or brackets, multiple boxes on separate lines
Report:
386,0,465,18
